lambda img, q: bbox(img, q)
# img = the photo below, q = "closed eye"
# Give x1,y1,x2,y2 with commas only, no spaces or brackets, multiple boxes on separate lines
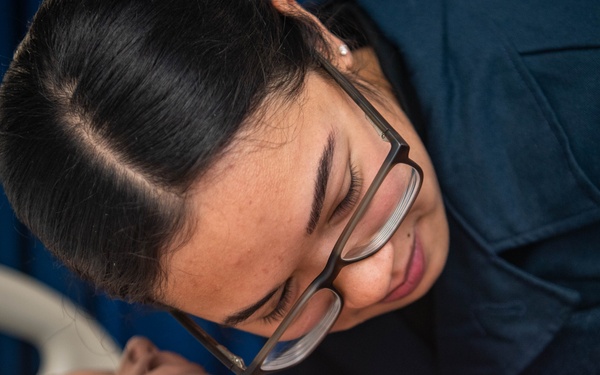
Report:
261,278,293,325
333,162,362,218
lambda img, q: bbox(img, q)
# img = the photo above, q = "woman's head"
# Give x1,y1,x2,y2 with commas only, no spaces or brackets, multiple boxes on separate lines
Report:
0,0,448,336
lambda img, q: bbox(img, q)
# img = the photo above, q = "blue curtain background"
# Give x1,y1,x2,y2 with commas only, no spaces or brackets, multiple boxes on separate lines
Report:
0,1,265,374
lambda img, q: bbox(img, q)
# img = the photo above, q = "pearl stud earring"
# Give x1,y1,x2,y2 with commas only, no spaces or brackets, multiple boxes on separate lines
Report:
339,44,349,56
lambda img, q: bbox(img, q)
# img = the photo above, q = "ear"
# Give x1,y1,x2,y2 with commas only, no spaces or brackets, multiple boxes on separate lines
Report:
271,0,354,71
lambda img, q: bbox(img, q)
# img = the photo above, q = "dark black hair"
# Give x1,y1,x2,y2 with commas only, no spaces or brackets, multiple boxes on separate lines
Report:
0,0,330,303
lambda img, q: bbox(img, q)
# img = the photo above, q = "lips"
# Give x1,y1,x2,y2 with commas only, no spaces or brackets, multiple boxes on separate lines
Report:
381,232,425,303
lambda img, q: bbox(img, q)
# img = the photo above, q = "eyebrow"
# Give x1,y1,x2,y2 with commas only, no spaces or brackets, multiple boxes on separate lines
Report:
222,283,283,327
221,134,336,327
306,132,336,235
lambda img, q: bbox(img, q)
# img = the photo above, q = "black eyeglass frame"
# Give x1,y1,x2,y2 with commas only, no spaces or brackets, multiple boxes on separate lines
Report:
170,55,424,374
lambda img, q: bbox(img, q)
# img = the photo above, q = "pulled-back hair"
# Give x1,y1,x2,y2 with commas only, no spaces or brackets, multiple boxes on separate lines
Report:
0,0,329,303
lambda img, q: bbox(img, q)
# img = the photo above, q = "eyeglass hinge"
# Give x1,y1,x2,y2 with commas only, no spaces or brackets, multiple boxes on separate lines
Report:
217,344,247,371
365,114,389,142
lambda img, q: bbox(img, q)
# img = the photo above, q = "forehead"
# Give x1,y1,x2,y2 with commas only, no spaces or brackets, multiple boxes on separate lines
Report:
161,74,347,321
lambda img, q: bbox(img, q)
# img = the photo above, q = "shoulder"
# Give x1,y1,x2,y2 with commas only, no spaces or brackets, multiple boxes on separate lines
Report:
357,0,600,252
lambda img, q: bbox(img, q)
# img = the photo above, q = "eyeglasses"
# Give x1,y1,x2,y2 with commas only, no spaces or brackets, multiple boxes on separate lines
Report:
170,54,423,374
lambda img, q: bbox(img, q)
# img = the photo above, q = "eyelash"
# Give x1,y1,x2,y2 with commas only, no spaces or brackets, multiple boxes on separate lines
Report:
260,165,361,325
333,163,362,218
261,279,293,325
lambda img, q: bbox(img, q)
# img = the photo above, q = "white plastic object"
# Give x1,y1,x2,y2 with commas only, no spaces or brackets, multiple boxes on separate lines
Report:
0,264,122,374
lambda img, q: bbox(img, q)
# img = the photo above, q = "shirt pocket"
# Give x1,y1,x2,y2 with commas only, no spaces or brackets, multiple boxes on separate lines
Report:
435,4,600,252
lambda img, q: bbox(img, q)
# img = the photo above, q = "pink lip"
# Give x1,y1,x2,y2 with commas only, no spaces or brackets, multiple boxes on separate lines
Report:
381,233,425,303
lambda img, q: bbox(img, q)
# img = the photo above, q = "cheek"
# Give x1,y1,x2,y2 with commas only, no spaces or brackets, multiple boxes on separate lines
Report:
349,162,417,246
278,288,342,341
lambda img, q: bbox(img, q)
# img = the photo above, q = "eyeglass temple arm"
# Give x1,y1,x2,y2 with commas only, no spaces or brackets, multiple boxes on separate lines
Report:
316,54,408,145
170,310,247,374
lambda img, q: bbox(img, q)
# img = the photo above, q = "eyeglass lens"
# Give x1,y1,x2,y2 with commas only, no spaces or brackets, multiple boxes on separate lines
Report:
261,289,341,371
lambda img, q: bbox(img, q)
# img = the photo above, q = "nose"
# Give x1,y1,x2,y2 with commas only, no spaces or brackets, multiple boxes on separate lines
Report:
333,243,395,309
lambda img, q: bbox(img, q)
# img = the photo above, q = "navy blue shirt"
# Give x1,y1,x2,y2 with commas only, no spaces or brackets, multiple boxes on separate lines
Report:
282,0,600,374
